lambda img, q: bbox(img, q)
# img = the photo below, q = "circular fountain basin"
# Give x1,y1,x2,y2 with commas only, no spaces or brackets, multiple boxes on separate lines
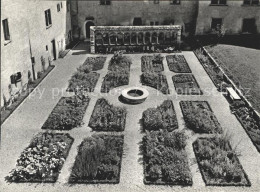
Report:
121,87,149,104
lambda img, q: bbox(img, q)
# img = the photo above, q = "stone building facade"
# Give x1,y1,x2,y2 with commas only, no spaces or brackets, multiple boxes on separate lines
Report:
1,0,72,106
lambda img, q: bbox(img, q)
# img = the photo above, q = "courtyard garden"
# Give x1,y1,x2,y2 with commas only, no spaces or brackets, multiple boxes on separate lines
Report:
2,49,259,191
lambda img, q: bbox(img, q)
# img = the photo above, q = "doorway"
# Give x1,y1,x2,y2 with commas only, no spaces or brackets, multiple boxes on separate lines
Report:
133,18,142,26
51,39,56,60
85,21,95,38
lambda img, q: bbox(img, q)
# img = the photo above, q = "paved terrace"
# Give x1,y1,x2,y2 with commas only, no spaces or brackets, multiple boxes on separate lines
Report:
0,42,259,192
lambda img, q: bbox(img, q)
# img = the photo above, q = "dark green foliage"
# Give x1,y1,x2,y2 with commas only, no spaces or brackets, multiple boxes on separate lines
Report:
83,56,106,71
101,54,131,93
166,55,191,73
6,132,73,182
89,98,127,132
143,130,192,185
142,100,178,132
193,136,250,186
141,54,164,73
180,101,222,134
141,72,169,94
42,96,90,130
67,71,100,92
173,74,202,95
69,134,124,183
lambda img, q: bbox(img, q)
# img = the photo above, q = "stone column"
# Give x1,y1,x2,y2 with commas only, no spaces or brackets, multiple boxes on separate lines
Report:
177,29,181,44
90,27,95,53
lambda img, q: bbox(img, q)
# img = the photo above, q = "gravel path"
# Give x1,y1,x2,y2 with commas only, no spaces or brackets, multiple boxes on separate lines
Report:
0,44,259,192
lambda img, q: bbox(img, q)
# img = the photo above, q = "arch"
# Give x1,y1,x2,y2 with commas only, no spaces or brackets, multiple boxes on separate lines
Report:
124,33,130,45
110,33,117,45
131,32,137,45
158,32,164,44
151,32,157,44
117,33,124,45
95,33,103,45
144,32,151,44
85,21,95,39
165,32,172,45
137,32,143,44
103,33,109,45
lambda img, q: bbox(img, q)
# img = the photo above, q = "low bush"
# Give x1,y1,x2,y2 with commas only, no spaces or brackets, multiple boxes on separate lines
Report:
89,98,127,132
83,56,106,71
141,54,164,73
42,96,90,130
143,130,192,185
173,74,202,95
6,132,73,182
101,53,131,93
67,71,100,92
141,72,169,94
180,101,222,134
166,55,191,73
69,134,124,184
142,100,178,132
193,136,250,186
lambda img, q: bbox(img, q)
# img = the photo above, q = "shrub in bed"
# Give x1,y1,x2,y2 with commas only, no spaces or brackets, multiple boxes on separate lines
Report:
101,53,131,93
42,96,90,130
6,132,73,183
141,54,164,73
69,134,124,184
83,56,106,71
180,101,222,134
67,71,100,92
172,74,202,95
141,72,169,94
193,136,250,186
142,100,178,132
166,55,191,73
143,130,192,185
89,98,127,132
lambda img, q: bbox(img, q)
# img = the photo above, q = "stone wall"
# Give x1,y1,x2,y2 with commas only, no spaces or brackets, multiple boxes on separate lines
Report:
1,0,71,106
72,0,198,39
196,0,260,35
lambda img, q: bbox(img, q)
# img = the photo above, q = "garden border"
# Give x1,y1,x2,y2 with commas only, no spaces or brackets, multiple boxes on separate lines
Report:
166,55,192,73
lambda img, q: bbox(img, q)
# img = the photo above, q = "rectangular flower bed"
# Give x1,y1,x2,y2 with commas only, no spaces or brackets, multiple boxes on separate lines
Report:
141,54,164,73
69,134,124,184
193,136,251,186
42,96,90,130
143,130,192,186
83,56,107,71
230,101,260,153
101,54,131,93
142,100,178,132
67,71,100,92
89,98,127,132
166,55,191,73
180,101,222,134
141,72,169,94
172,74,202,95
6,132,74,183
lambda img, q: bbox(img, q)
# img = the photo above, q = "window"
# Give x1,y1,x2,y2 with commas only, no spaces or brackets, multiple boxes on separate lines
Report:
61,2,63,8
45,9,52,27
171,0,180,4
155,21,159,25
242,18,257,33
211,18,222,30
150,22,154,26
100,0,111,5
154,0,159,4
46,45,48,51
2,19,10,41
57,4,60,12
211,0,227,5
243,0,259,5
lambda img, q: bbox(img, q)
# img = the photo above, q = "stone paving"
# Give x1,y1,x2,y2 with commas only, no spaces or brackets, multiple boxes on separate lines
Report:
0,42,259,192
